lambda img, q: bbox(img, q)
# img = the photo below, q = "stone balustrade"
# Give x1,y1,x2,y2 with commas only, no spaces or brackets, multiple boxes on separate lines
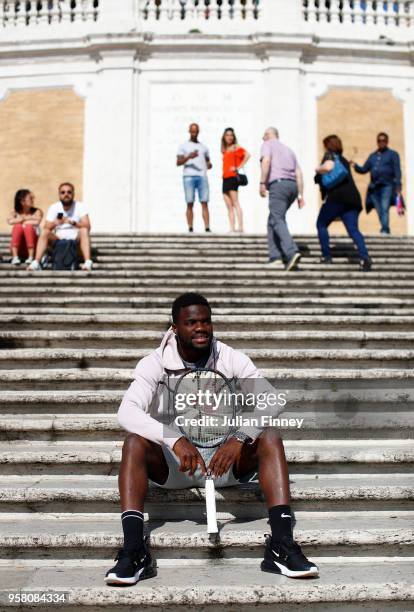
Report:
303,0,414,26
0,0,413,32
0,0,99,26
140,0,260,21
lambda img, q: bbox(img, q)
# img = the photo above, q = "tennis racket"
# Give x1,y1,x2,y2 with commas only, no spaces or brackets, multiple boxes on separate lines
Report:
172,368,236,534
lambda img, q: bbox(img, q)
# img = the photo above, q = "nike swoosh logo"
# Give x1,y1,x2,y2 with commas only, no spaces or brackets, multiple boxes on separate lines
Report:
281,513,291,518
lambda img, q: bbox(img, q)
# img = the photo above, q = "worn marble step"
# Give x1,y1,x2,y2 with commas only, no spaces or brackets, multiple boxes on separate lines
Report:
3,268,414,280
1,366,413,391
4,308,414,321
0,440,412,476
1,348,414,370
3,314,414,331
1,511,413,559
0,380,412,415
2,410,413,441
0,559,413,611
1,329,414,350
0,474,412,514
5,286,414,299
18,261,414,272
2,277,414,290
2,296,412,310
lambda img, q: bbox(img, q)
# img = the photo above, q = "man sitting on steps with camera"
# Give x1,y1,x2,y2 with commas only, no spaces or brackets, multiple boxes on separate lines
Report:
28,182,92,271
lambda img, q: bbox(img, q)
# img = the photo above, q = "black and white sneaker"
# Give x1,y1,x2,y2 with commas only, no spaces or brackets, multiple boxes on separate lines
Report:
105,538,157,586
285,252,301,272
261,534,319,579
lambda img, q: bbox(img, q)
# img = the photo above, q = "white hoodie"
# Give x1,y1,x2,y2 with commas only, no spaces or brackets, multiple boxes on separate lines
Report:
117,328,282,449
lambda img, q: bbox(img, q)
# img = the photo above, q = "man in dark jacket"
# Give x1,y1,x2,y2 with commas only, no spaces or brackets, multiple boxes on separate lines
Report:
352,133,402,235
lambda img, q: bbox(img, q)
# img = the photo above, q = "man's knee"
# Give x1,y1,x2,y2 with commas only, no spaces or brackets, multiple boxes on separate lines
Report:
79,227,90,238
258,427,282,449
187,202,194,208
122,433,150,458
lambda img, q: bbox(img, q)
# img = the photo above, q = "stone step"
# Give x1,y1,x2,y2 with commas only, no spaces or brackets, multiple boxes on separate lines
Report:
72,255,414,265
17,261,414,271
1,511,413,559
0,474,412,513
2,329,414,350
5,286,414,299
2,233,413,245
3,296,412,309
1,348,414,370
0,380,411,412
2,410,413,440
0,440,412,476
0,366,413,391
0,439,414,477
4,308,414,319
2,277,414,288
3,268,414,280
0,559,413,611
3,314,414,331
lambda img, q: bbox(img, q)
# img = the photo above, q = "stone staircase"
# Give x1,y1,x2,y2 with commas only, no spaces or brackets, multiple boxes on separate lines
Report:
0,232,413,611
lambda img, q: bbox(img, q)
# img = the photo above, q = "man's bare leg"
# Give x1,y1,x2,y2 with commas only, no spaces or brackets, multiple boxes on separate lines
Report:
33,229,54,264
78,227,91,262
119,433,169,512
201,202,210,230
234,427,290,507
233,427,318,577
105,434,168,585
186,203,194,230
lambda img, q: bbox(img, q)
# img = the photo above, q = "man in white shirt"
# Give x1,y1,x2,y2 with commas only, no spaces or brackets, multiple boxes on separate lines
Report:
28,182,93,271
177,123,212,232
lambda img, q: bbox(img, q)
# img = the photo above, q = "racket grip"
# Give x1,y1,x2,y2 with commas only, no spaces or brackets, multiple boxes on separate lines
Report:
205,477,218,534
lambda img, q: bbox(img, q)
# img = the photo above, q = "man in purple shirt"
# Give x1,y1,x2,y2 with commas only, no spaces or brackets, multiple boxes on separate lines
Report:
260,127,305,271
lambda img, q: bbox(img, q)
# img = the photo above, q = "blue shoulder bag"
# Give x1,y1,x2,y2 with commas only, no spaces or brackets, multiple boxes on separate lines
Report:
321,155,349,190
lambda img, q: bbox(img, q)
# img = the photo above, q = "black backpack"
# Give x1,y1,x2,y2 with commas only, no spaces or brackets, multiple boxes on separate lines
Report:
52,239,78,271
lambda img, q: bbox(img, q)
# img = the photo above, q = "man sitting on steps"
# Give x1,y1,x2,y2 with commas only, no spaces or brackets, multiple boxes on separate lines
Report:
28,182,93,271
105,292,318,585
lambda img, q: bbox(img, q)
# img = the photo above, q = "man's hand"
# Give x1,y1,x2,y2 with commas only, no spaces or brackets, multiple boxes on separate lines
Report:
260,184,267,198
173,437,206,476
207,161,213,170
208,437,243,478
349,160,355,168
188,150,199,160
297,195,305,209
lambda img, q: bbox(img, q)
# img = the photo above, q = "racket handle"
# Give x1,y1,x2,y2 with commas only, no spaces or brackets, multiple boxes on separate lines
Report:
205,477,218,534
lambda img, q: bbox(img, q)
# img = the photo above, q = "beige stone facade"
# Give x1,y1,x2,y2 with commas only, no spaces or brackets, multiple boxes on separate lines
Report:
0,88,84,232
317,88,407,235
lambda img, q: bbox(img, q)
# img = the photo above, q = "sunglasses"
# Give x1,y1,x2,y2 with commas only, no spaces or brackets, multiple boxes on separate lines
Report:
377,139,388,143
60,191,73,195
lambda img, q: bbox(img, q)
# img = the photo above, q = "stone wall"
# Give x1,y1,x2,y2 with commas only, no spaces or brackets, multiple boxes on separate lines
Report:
0,88,84,233
317,87,407,235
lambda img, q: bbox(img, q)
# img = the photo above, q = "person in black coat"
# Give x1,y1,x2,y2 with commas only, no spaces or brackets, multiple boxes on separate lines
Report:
315,134,372,271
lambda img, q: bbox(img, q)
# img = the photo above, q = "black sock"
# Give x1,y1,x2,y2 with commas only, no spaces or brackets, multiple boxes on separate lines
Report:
268,505,293,543
121,510,144,552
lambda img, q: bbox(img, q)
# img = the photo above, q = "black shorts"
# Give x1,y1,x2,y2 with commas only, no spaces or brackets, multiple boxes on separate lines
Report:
222,176,239,193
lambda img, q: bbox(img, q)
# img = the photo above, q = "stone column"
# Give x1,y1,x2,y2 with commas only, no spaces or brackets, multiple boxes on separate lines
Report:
394,87,414,235
82,51,138,232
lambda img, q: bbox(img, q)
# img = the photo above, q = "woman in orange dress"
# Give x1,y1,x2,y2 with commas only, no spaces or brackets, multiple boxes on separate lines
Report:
221,127,250,233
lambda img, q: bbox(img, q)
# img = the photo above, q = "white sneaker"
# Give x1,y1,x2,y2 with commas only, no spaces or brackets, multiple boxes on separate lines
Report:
27,260,41,271
25,257,34,265
267,259,285,269
11,256,21,265
81,259,93,271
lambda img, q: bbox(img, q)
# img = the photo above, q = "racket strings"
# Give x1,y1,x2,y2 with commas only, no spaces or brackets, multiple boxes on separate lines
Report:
174,370,236,447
